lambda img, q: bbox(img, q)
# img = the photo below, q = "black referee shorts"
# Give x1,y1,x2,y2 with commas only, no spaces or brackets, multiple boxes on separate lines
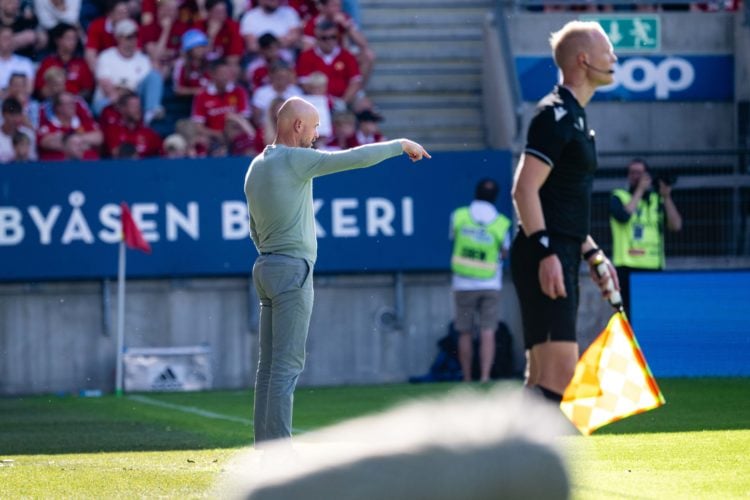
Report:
510,230,582,349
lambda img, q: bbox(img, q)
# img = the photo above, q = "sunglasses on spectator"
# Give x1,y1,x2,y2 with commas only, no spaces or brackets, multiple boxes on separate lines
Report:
317,35,337,41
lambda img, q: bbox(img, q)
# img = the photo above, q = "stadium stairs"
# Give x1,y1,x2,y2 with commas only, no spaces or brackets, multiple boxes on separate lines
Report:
360,0,496,151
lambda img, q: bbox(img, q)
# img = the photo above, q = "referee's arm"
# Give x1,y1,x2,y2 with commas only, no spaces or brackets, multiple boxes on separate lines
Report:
511,153,551,235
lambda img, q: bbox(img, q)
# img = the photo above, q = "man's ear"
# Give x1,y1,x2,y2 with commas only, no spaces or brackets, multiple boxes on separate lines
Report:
294,119,302,132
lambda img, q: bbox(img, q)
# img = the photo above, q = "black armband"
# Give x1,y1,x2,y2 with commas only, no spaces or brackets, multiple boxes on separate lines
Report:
582,247,601,261
529,229,555,258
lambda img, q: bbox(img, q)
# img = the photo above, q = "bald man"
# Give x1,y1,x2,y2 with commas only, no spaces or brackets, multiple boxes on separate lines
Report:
510,21,620,403
244,97,429,444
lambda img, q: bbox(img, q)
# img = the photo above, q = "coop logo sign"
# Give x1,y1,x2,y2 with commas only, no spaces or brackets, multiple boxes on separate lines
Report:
600,57,693,99
515,54,733,102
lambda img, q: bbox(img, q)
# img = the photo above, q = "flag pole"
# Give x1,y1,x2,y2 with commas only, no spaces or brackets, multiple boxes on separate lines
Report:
115,239,126,397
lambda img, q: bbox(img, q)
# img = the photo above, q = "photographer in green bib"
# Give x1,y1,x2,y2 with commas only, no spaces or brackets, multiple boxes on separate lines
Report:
609,159,683,317
450,178,511,383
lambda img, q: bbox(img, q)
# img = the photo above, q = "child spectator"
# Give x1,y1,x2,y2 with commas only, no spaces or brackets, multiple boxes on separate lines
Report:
11,128,31,161
93,18,164,124
163,132,188,158
172,28,210,97
102,91,162,158
355,108,385,145
84,0,131,71
37,91,102,160
190,57,250,145
34,23,94,101
0,96,35,162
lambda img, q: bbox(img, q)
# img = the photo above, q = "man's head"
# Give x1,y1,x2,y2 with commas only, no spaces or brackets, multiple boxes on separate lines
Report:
549,21,616,87
210,57,233,89
627,158,649,189
474,178,499,204
318,0,342,16
63,132,87,160
356,109,382,136
52,92,77,121
118,91,142,123
182,29,209,56
106,0,130,22
268,59,294,90
258,33,280,61
12,130,30,159
314,19,339,55
114,18,139,57
42,66,66,98
275,97,320,148
206,0,228,21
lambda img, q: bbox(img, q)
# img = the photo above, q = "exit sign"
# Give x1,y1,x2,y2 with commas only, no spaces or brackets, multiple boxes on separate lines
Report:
581,15,661,52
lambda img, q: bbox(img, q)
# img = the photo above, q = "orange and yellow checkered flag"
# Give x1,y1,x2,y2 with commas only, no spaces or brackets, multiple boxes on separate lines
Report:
560,312,665,435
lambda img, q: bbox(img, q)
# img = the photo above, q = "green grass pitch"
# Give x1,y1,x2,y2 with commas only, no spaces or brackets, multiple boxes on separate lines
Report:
1,378,748,498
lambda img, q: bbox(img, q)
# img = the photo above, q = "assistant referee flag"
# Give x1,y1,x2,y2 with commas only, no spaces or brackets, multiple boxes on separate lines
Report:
560,312,665,435
121,202,151,254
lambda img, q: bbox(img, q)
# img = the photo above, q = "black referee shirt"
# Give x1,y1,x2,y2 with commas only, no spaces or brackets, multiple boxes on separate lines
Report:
524,85,598,242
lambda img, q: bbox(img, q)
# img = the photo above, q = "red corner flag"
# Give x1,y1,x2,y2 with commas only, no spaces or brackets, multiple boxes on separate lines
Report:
120,202,152,254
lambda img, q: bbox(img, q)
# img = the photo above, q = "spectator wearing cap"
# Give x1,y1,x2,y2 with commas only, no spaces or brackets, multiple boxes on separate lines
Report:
296,18,361,105
250,59,302,127
34,23,94,102
244,32,293,92
193,0,243,67
190,57,251,144
84,0,132,71
0,0,46,61
302,0,374,86
0,95,35,162
37,91,102,161
172,28,210,97
141,0,192,77
355,108,385,145
0,25,33,93
239,0,301,55
93,18,164,124
102,91,162,158
33,0,82,31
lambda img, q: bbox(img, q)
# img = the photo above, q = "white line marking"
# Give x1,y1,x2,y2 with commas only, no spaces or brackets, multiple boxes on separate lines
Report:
128,395,253,426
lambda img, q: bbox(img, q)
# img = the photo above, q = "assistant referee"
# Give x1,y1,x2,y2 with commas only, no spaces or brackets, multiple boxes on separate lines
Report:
510,21,620,403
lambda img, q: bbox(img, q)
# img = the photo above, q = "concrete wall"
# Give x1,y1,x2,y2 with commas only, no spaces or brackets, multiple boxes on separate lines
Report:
0,272,616,396
487,11,740,152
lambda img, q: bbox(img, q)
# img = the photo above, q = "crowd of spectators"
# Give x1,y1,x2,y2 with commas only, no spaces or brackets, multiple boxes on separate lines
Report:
0,0,385,163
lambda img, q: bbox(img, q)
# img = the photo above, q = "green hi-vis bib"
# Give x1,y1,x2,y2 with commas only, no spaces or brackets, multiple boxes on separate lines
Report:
450,207,511,279
610,189,664,269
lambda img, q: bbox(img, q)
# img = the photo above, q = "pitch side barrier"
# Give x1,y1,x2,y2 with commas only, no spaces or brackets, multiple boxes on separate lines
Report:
0,151,513,282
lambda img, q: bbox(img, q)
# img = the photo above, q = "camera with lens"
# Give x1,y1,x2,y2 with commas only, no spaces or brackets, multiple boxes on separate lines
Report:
651,169,677,188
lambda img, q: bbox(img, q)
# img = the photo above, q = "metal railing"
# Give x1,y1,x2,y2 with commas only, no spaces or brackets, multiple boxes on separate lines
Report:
590,150,750,258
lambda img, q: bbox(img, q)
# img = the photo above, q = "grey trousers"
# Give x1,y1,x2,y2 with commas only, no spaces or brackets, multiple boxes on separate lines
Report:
252,254,314,443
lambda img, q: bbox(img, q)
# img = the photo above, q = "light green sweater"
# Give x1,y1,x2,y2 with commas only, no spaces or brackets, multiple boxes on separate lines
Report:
244,141,404,263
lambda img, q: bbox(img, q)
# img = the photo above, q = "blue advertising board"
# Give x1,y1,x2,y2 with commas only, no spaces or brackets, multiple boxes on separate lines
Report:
0,151,513,281
631,270,750,377
516,54,733,102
